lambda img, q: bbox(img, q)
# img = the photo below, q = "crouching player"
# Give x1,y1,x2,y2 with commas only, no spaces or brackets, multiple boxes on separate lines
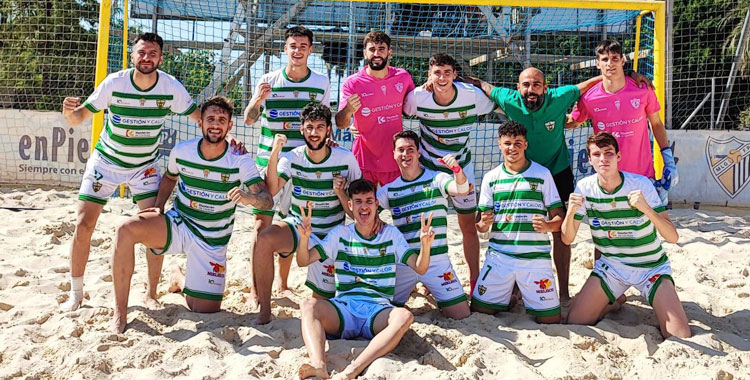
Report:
472,121,564,323
110,97,273,333
296,179,435,379
562,132,690,338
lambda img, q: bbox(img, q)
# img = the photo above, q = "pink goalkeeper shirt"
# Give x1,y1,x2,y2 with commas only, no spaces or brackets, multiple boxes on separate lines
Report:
340,66,415,173
571,77,661,178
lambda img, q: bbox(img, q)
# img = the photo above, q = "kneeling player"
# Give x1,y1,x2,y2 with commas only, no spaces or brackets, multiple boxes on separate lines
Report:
562,132,690,338
110,97,272,333
296,179,435,380
472,121,564,324
377,131,470,319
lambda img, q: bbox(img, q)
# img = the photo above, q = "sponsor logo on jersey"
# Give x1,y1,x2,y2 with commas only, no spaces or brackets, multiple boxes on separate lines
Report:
111,114,162,126
534,278,554,293
478,285,487,295
125,129,151,138
208,262,225,277
597,121,606,131
438,271,458,286
630,98,640,109
648,274,661,283
143,167,157,179
323,264,335,277
545,121,555,131
391,200,435,216
607,230,635,239
283,121,292,129
591,217,640,228
361,107,371,117
94,170,103,180
180,182,227,201
377,116,386,124
156,99,166,109
268,109,301,119
361,92,374,98
594,107,607,112
293,186,334,197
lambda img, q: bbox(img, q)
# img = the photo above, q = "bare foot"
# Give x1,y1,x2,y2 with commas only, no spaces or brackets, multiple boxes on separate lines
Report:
110,310,127,334
254,310,272,325
298,363,329,379
331,365,357,380
616,294,627,305
244,291,260,312
168,266,184,293
144,295,162,310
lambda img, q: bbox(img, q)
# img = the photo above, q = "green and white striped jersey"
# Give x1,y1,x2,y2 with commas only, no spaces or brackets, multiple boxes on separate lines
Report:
313,224,417,304
376,168,452,258
478,161,562,267
574,171,668,268
255,68,331,168
278,146,361,238
403,82,495,173
166,138,262,248
83,68,197,168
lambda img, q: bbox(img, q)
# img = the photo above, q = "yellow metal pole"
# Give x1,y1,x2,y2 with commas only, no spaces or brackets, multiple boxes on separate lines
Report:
90,0,112,153
652,2,667,179
632,10,651,72
342,0,662,11
119,0,129,198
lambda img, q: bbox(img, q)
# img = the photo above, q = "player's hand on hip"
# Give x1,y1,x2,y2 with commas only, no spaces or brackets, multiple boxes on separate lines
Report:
271,134,287,154
627,190,650,213
62,97,80,116
420,212,435,244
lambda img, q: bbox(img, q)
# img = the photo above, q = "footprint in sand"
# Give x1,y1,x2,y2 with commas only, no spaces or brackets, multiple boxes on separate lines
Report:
14,268,27,277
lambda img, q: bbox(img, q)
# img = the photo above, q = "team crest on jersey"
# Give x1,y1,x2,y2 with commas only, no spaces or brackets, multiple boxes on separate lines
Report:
423,185,431,194
293,90,299,98
381,85,387,95
379,247,386,256
203,169,210,177
92,181,102,192
438,137,446,144
706,136,750,198
478,285,487,295
459,110,468,119
529,183,538,191
544,121,555,131
395,82,404,93
156,99,166,109
630,98,640,109
139,98,146,106
309,92,317,101
221,173,230,183
610,199,617,208
614,99,621,110
332,170,341,177
315,171,322,179
443,111,450,119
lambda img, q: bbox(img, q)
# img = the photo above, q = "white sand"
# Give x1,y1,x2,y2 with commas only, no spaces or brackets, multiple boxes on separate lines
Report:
0,187,749,380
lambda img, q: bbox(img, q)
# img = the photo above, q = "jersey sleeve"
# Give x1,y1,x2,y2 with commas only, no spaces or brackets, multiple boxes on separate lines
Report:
573,182,587,221
82,74,114,113
645,87,661,115
320,77,332,107
477,172,494,212
434,172,453,198
403,73,416,100
403,89,418,116
346,153,362,181
338,78,353,112
642,177,666,212
239,155,263,188
474,86,497,115
489,87,513,112
166,145,179,177
311,226,342,262
554,84,581,108
542,168,562,211
171,80,197,115
570,98,589,123
277,151,293,182
393,228,417,265
376,186,390,209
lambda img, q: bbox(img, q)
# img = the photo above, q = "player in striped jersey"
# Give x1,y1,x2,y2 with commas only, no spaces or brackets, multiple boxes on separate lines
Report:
403,53,497,294
473,121,564,323
243,26,331,296
252,103,361,324
562,132,690,338
295,179,435,380
377,131,471,319
109,97,272,333
60,33,201,312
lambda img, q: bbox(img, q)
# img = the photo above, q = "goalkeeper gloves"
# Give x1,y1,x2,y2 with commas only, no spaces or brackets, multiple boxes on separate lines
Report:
654,146,678,191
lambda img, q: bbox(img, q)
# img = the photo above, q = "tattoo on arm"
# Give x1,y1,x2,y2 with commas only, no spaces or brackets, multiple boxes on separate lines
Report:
246,107,261,123
246,182,273,210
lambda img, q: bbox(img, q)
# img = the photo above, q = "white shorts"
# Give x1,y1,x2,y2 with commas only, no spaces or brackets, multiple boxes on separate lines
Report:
471,254,561,317
449,162,477,214
592,256,674,305
151,210,227,301
280,216,336,298
78,151,160,205
251,165,292,218
392,256,467,308
327,297,393,339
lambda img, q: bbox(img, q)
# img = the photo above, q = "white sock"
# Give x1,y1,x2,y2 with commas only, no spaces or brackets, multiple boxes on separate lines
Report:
61,276,84,312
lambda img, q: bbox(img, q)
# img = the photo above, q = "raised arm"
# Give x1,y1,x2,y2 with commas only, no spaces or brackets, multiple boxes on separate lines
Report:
244,82,271,125
62,97,95,127
440,154,469,196
627,189,678,243
265,134,288,196
405,212,435,275
561,193,584,245
295,203,323,267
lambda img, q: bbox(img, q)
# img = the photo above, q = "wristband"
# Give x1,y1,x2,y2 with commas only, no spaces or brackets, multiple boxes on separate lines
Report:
438,158,461,173
455,180,470,193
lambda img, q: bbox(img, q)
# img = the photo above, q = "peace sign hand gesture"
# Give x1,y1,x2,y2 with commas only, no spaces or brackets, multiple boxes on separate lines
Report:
419,211,435,245
296,202,314,240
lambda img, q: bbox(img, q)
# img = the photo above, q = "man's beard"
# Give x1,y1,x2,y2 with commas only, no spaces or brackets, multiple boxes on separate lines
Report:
366,56,388,71
523,93,545,111
304,135,328,151
203,131,226,144
136,61,159,75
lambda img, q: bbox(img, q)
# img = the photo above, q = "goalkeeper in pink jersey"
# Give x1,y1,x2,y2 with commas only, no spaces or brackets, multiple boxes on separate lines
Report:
568,40,677,205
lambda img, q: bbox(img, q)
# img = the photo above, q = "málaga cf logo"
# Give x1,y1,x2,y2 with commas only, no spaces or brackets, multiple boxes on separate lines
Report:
706,136,750,198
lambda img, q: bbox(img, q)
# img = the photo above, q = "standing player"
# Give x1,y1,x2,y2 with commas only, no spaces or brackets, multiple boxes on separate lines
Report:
377,131,471,319
335,31,415,186
562,132,690,338
110,97,272,333
469,68,651,300
243,26,331,295
403,53,497,292
473,121,563,323
295,179,435,380
60,33,200,312
568,40,678,204
252,103,361,324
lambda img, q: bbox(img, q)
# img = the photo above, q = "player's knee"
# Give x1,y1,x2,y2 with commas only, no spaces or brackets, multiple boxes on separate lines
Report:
537,314,562,324
75,213,98,235
443,305,471,320
666,323,692,339
566,308,596,325
300,298,319,319
389,307,413,330
114,220,138,245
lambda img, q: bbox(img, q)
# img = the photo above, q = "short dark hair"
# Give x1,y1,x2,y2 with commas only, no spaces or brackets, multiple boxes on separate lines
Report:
348,178,377,198
595,39,624,59
363,31,391,49
393,130,420,149
498,120,527,139
133,32,164,51
200,96,233,118
586,132,620,154
429,53,458,72
300,103,332,126
285,26,314,45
